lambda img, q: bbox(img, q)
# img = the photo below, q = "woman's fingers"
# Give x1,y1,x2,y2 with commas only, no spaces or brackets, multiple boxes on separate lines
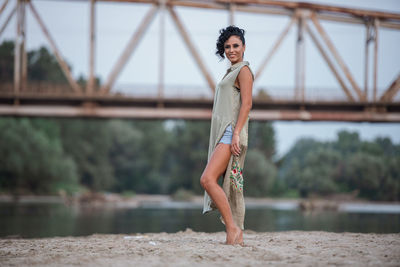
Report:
231,134,241,156
231,143,241,156
234,144,239,155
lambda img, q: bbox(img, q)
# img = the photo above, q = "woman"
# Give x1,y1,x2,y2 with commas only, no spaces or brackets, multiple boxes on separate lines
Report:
200,25,254,246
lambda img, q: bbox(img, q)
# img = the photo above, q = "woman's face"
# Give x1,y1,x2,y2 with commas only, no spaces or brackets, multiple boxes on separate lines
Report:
224,35,245,64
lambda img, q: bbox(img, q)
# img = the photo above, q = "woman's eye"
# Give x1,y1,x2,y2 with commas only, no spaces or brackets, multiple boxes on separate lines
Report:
225,46,230,49
233,44,239,48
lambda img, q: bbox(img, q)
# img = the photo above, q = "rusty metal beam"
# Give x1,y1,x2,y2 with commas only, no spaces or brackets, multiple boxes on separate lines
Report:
28,1,82,93
40,0,400,29
250,110,400,122
295,11,305,102
234,4,400,30
304,22,355,102
364,20,371,101
1,104,399,122
310,12,365,101
255,14,296,80
87,0,96,94
93,0,400,27
380,72,400,102
0,0,9,17
14,0,27,96
158,1,166,102
0,105,212,120
373,18,379,103
100,4,158,94
215,0,400,21
167,5,216,93
21,0,27,91
14,0,22,97
314,13,400,30
229,3,235,25
1,88,399,121
0,3,15,38
91,0,400,20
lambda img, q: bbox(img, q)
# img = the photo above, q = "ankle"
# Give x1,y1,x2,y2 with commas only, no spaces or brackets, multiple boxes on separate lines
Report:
226,224,239,231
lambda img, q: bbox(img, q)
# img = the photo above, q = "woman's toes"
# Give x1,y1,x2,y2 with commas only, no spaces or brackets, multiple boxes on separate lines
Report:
226,226,241,245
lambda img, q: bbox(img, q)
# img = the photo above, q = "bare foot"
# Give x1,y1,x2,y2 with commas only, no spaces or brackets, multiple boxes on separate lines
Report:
225,225,241,245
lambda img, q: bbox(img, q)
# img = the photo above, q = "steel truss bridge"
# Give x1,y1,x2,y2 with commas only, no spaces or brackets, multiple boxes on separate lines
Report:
0,0,400,121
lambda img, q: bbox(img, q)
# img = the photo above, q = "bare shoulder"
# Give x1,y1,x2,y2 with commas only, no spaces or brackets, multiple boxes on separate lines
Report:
238,65,254,82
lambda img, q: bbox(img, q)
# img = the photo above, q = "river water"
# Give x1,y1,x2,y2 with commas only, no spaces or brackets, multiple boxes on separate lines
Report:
1,201,399,238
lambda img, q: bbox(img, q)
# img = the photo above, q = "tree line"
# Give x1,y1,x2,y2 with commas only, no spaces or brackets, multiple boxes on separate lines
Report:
0,117,399,201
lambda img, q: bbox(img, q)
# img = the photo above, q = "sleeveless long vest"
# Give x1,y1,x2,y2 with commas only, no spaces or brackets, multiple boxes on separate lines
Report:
202,60,254,230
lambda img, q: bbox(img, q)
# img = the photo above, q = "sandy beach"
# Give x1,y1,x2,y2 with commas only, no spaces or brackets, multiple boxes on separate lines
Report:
1,194,400,266
1,229,399,267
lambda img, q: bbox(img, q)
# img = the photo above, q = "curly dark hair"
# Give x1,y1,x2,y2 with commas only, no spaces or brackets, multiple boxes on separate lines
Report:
215,25,246,60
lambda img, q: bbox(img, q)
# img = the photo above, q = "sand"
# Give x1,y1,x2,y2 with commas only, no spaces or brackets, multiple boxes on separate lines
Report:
1,229,399,267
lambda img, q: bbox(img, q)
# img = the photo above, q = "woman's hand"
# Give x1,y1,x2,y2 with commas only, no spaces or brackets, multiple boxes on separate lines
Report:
231,133,241,156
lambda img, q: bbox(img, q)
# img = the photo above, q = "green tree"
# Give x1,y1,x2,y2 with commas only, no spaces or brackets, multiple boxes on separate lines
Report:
57,119,114,191
244,149,277,196
0,40,14,82
248,121,276,160
379,157,400,201
375,136,400,157
27,46,69,82
278,138,323,180
343,152,385,200
0,40,71,83
279,130,400,201
0,40,100,89
0,118,78,195
166,120,209,194
125,120,170,193
108,120,144,193
282,146,341,197
334,130,361,156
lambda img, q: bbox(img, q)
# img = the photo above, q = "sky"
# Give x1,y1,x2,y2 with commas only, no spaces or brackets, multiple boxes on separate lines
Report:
1,0,400,157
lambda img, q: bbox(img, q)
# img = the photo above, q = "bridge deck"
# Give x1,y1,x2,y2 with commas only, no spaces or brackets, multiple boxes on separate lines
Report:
1,92,399,122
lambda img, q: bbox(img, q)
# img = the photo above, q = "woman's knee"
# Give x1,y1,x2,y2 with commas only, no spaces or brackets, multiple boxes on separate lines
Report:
200,174,215,190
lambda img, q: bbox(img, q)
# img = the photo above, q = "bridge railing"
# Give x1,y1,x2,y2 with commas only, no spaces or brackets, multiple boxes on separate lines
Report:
2,81,396,102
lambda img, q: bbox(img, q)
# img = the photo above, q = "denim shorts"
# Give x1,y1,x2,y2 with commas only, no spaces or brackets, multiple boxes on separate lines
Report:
218,124,233,145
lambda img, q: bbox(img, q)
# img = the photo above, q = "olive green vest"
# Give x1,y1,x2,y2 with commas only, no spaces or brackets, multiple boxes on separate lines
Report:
202,60,254,230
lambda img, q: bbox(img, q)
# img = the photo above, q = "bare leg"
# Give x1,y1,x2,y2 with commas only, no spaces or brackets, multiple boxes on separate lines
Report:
200,143,241,245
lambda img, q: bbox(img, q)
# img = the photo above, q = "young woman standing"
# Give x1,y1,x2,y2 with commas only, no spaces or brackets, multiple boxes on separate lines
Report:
200,25,254,246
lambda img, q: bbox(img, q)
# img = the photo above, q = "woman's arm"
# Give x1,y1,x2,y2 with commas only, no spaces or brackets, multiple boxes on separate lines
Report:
231,65,253,156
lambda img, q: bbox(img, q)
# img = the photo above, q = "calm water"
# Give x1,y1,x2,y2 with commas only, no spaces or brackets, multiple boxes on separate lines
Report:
0,202,399,238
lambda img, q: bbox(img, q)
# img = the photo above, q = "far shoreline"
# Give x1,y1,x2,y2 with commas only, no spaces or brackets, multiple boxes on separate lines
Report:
1,193,399,213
